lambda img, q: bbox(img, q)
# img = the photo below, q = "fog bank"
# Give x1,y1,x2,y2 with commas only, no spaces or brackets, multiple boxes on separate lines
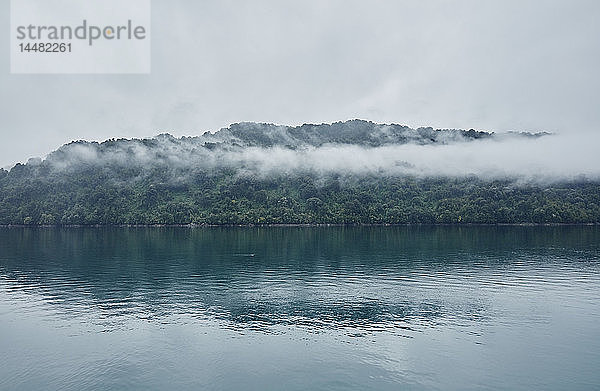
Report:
11,121,599,182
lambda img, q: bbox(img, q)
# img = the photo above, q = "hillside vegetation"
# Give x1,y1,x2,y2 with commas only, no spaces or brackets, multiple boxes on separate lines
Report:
0,120,597,225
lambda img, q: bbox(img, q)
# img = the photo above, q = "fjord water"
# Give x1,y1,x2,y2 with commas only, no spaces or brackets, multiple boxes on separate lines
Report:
1,227,599,390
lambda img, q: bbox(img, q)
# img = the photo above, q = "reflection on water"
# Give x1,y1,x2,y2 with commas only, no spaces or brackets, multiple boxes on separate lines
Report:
1,226,599,390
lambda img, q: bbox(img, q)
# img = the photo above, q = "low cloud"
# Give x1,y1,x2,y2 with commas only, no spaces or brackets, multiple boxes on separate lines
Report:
12,122,600,183
220,134,599,181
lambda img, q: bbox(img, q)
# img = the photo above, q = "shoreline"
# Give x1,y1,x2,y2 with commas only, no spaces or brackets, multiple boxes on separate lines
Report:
0,223,598,228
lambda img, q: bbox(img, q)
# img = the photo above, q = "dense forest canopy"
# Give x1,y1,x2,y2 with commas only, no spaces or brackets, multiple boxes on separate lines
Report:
0,120,597,225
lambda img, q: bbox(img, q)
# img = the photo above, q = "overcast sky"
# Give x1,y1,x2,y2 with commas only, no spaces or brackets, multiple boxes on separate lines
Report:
1,0,599,168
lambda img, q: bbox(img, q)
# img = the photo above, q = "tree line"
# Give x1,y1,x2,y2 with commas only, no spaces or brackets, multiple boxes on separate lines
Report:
0,164,598,225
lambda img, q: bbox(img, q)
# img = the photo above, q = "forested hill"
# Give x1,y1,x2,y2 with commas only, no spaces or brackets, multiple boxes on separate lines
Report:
0,120,597,225
203,119,496,147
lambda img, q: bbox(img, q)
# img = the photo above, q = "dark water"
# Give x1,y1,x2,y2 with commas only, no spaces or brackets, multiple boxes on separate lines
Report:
1,226,599,390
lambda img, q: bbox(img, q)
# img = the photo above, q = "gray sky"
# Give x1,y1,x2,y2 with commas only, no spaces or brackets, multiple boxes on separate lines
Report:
1,0,600,168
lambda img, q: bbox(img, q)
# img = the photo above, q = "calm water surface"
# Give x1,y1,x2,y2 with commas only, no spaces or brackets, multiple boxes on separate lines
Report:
1,226,599,390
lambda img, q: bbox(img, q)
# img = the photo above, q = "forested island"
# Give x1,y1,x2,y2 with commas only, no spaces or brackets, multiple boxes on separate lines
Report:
1,120,598,225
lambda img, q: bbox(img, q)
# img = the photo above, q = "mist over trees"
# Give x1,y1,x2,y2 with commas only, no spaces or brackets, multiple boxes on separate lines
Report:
0,120,598,225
